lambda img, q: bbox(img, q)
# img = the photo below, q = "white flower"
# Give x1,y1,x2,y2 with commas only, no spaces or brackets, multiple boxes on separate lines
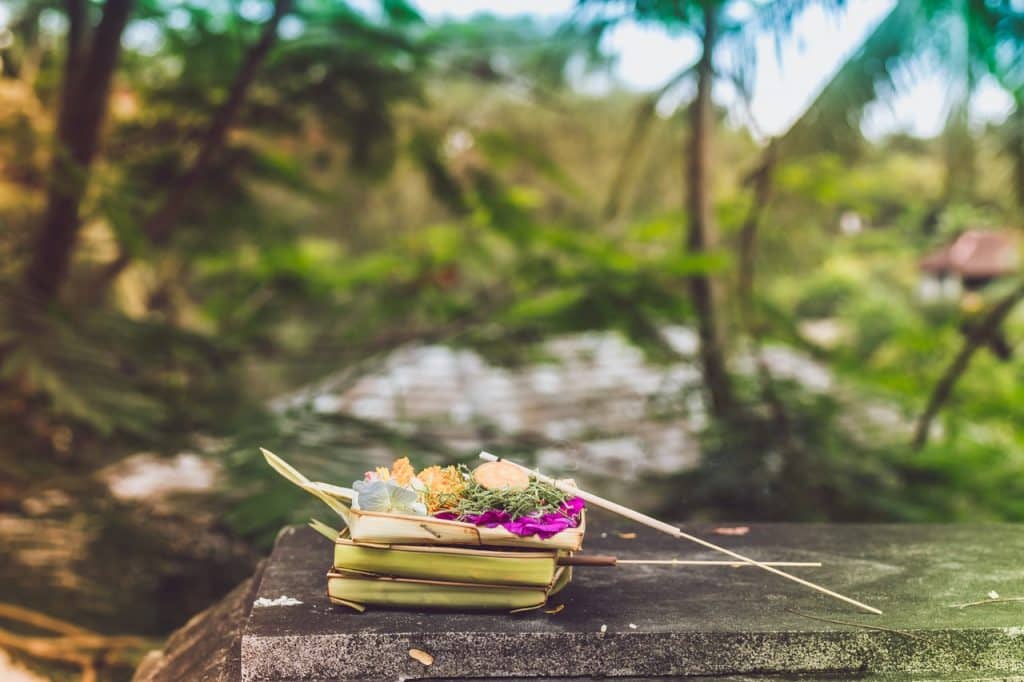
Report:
352,479,427,515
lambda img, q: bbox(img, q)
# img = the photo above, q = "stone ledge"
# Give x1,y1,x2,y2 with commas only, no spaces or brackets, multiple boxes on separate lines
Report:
239,522,1024,681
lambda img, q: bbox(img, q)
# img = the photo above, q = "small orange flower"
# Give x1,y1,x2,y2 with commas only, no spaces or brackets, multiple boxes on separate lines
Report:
390,457,416,487
418,465,466,513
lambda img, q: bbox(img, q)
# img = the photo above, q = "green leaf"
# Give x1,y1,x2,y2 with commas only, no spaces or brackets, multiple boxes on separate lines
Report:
501,286,587,323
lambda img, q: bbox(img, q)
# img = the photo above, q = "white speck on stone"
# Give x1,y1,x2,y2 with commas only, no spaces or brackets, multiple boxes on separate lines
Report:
253,596,303,607
628,623,637,629
988,590,1000,600
600,532,607,538
599,624,607,633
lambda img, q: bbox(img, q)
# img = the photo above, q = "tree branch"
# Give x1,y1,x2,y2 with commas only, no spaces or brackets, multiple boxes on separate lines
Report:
737,139,777,315
602,65,692,221
87,0,293,298
145,0,293,245
84,0,294,301
911,282,1024,450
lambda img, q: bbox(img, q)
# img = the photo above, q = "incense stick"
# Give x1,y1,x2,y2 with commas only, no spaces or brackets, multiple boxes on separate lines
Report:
558,554,820,567
479,452,881,615
617,560,822,567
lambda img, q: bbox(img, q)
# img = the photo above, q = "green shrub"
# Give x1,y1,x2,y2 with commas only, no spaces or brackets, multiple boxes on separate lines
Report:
793,274,859,319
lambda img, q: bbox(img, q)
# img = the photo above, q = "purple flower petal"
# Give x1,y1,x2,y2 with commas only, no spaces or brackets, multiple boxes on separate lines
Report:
432,497,586,539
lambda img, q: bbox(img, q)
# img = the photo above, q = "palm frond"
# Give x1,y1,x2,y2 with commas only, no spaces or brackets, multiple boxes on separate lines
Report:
751,0,848,38
776,0,922,160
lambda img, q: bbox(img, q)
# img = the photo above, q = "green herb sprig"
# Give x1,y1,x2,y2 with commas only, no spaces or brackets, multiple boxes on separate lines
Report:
453,470,571,520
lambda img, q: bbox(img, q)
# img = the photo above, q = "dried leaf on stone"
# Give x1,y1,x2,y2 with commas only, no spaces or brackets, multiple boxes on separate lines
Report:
544,604,565,614
409,648,434,666
615,531,637,539
713,526,750,536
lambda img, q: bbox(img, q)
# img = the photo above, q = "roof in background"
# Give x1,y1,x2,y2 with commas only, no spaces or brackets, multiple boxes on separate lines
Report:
919,230,1021,278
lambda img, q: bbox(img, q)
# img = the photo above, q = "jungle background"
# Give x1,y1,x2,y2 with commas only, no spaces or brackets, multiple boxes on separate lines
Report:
1,0,1022,678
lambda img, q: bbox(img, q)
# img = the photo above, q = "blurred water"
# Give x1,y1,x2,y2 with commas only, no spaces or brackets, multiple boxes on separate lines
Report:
268,327,849,501
277,328,710,485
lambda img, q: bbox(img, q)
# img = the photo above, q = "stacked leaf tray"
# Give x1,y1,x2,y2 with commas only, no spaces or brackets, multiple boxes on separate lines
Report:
262,448,586,612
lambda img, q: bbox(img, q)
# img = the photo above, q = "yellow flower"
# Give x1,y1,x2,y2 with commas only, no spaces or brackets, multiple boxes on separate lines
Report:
417,465,466,513
390,457,416,487
374,466,391,481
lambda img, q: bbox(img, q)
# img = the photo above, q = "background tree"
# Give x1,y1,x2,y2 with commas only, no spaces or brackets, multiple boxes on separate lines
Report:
23,0,134,302
578,0,856,419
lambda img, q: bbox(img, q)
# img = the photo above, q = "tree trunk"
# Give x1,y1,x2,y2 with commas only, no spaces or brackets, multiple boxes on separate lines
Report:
911,282,1024,450
63,0,88,95
686,5,734,418
22,0,133,302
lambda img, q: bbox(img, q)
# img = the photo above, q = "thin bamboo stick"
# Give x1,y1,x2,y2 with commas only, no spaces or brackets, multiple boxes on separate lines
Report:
479,452,882,615
616,560,822,567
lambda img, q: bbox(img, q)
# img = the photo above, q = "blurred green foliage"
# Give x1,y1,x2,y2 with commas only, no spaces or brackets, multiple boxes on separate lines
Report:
3,6,1024,680
0,0,1022,542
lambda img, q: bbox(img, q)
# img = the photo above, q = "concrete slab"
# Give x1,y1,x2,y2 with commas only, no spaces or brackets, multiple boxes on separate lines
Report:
240,521,1024,680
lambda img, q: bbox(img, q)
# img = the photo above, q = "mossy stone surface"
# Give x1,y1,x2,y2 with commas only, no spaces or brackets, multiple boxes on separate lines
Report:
234,523,1024,680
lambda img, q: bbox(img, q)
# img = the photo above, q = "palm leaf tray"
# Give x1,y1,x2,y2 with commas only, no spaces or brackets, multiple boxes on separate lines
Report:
261,448,585,552
321,525,575,612
259,448,880,615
